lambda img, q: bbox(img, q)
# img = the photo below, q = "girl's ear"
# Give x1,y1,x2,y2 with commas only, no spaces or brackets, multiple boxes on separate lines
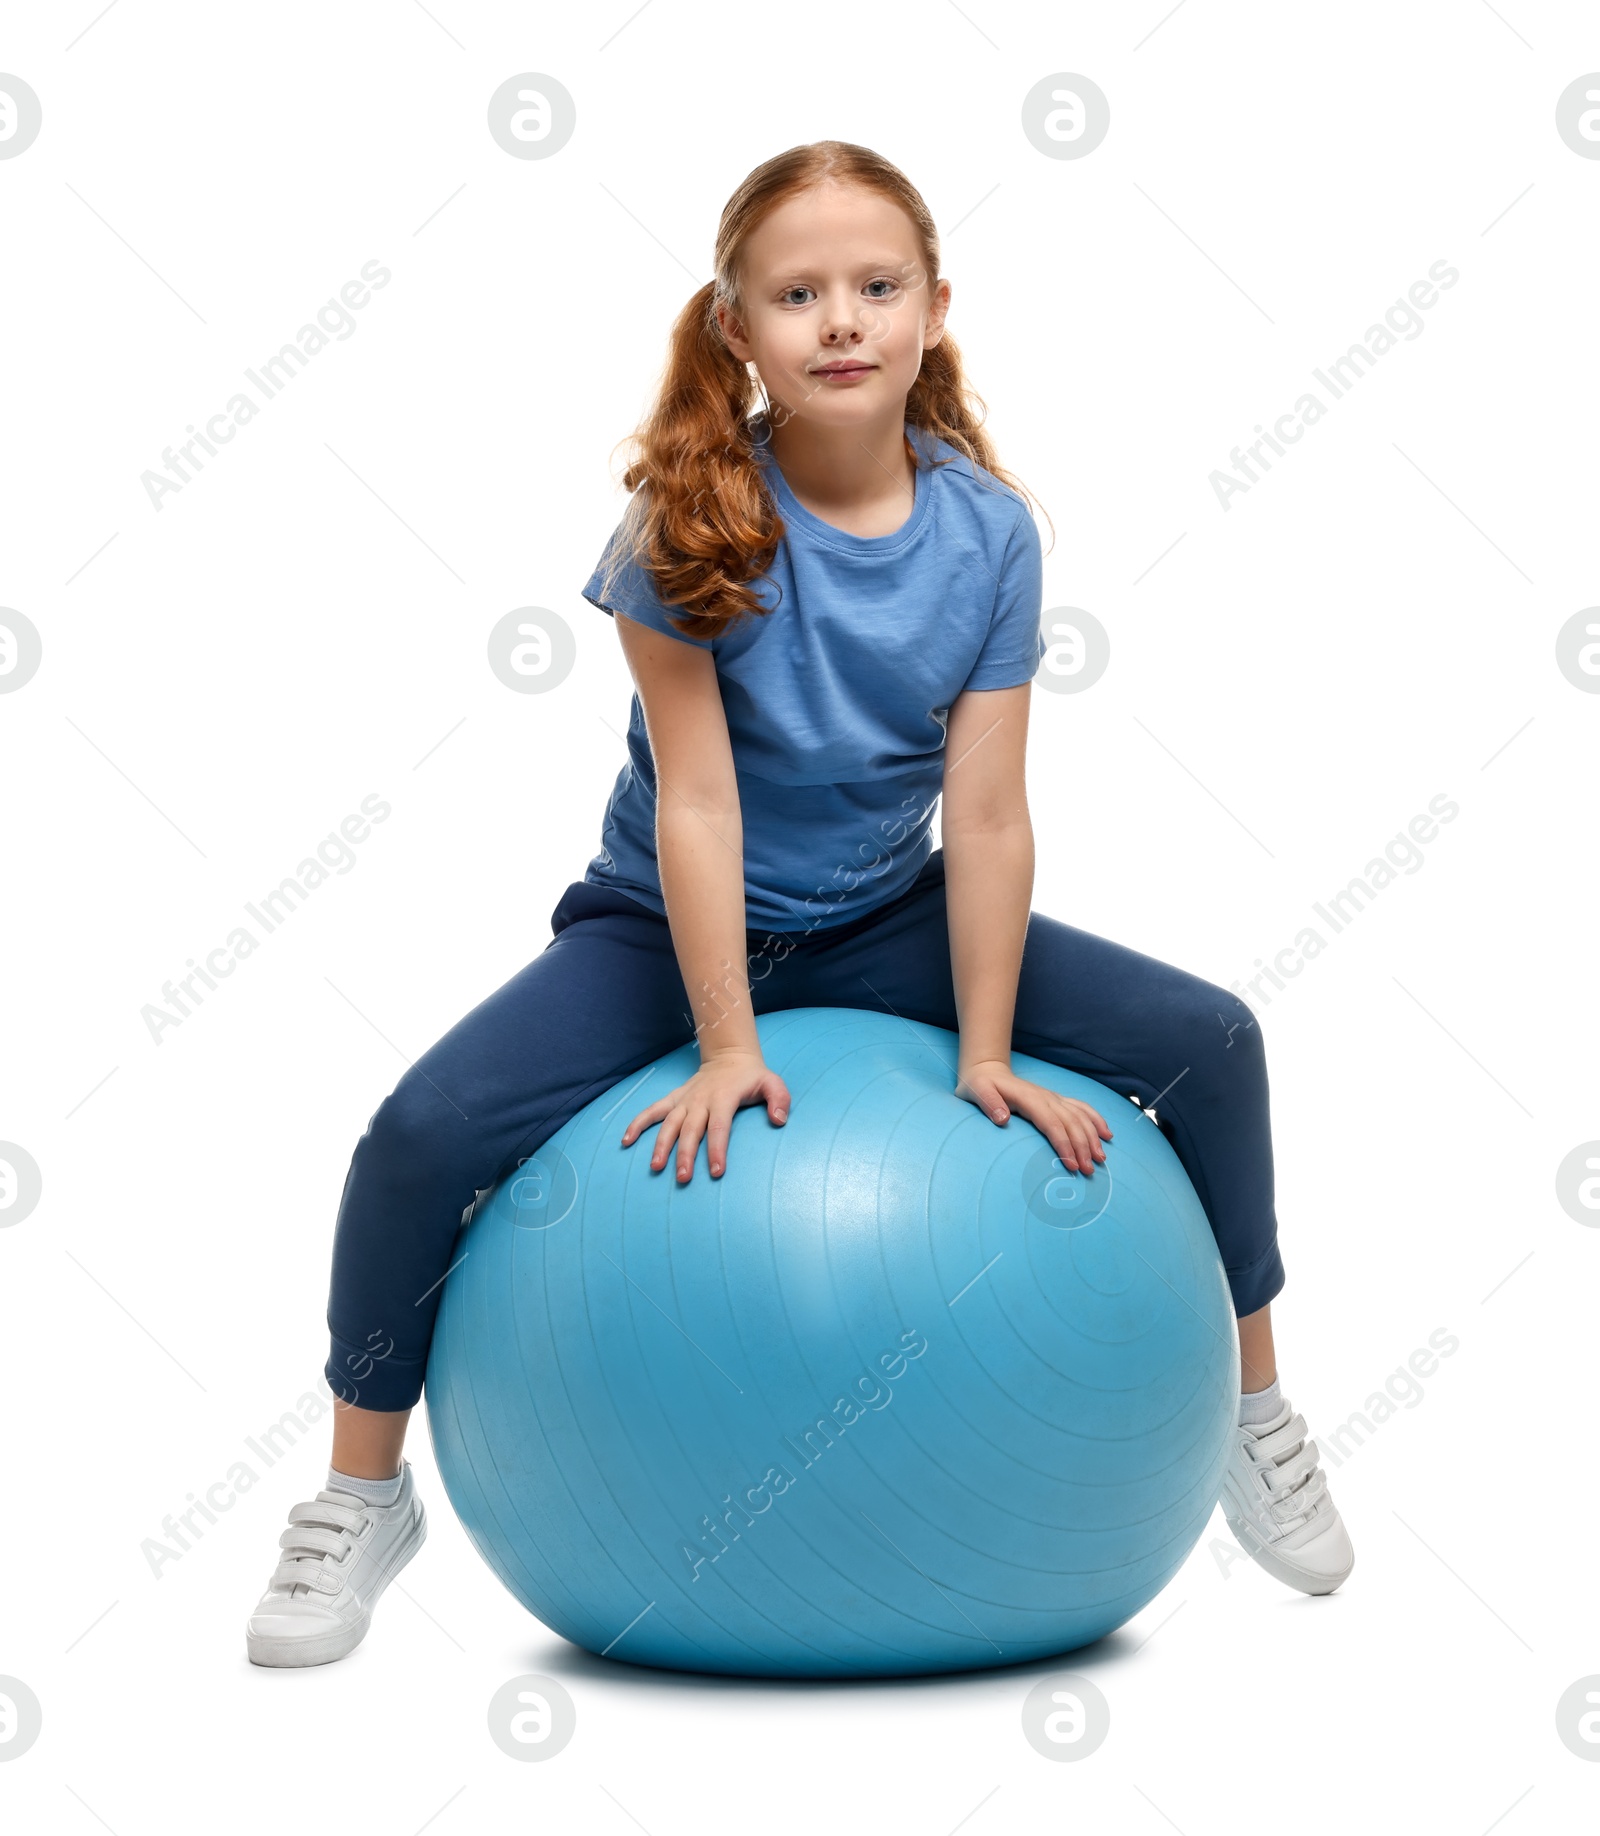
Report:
923,278,953,351
716,299,754,363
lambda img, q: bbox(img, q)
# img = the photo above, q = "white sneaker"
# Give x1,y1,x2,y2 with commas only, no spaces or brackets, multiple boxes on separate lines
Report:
246,1461,427,1667
1219,1395,1354,1595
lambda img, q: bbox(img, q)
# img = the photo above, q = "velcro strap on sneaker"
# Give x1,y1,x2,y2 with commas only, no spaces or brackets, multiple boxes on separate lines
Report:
288,1499,365,1533
271,1556,346,1595
279,1525,349,1561
1262,1442,1321,1500
1249,1410,1310,1466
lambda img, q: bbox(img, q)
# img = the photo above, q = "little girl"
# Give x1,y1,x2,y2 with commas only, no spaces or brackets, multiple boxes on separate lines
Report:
245,139,1353,1669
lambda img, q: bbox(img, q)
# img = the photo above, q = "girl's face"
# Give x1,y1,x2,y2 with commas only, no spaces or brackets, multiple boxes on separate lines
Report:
716,181,951,432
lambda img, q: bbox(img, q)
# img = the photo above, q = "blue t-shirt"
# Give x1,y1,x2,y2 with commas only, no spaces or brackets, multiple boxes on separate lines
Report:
580,420,1045,934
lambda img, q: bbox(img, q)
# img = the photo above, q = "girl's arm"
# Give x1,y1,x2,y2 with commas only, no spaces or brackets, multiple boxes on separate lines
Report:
942,683,1112,1175
611,613,791,1177
615,612,752,1048
941,683,1035,1065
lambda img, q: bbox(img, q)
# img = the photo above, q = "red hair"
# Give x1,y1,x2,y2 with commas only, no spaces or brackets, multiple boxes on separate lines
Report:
597,139,1051,643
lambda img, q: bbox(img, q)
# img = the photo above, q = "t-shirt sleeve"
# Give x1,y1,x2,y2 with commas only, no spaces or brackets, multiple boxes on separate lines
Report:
960,508,1045,692
581,517,715,650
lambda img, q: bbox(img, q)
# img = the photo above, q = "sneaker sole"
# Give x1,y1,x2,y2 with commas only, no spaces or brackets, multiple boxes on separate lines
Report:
1221,1502,1354,1596
246,1503,428,1669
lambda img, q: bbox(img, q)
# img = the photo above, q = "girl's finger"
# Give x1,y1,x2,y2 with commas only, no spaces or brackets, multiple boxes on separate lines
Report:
1061,1110,1091,1170
677,1106,710,1181
1073,1120,1099,1174
1062,1098,1111,1144
1035,1110,1078,1169
622,1097,671,1145
971,1078,1008,1122
1067,1108,1096,1160
649,1107,685,1171
705,1107,733,1177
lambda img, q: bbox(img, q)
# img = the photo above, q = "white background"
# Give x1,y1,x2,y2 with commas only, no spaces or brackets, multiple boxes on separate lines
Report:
2,1,1596,1829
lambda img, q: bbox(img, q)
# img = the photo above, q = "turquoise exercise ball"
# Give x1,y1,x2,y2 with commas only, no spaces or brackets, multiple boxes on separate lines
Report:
424,1005,1239,1679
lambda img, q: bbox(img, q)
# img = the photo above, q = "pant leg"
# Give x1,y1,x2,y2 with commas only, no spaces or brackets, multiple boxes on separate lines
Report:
769,849,1285,1319
324,880,692,1410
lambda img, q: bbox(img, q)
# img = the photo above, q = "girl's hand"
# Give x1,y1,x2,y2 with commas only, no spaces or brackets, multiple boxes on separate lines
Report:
955,1059,1113,1174
621,1048,792,1183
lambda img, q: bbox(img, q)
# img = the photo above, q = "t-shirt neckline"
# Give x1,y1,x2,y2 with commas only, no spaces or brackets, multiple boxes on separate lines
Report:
752,420,934,556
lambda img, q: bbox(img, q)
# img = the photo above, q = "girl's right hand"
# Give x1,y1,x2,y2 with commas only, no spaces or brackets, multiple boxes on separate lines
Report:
620,1048,792,1182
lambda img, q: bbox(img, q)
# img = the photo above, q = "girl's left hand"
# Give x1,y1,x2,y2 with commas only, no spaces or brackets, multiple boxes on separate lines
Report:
955,1059,1113,1174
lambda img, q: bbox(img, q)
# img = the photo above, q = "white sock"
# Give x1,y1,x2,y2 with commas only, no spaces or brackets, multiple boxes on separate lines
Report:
1238,1373,1283,1428
328,1462,404,1506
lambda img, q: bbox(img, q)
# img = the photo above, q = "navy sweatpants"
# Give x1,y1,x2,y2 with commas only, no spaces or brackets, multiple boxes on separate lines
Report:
324,849,1286,1411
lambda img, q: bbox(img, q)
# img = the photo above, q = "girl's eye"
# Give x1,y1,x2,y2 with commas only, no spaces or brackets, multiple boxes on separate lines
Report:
781,286,813,306
864,278,897,300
